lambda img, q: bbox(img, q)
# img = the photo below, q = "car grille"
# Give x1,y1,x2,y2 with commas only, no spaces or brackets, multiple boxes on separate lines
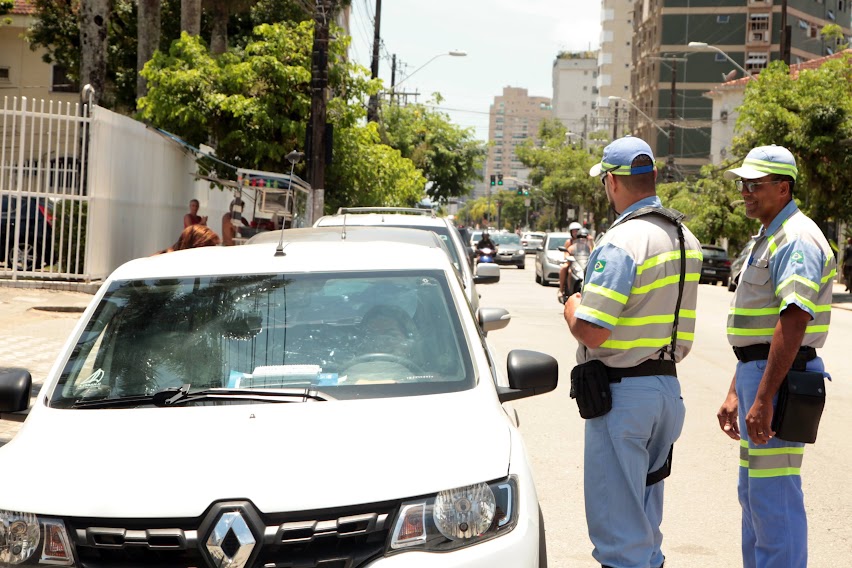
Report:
68,502,396,568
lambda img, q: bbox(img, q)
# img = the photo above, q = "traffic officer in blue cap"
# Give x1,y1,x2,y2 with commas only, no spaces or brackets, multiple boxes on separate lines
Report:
717,145,834,568
564,136,703,568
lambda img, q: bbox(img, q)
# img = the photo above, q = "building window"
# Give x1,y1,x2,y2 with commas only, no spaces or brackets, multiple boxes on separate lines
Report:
717,15,730,23
827,9,835,20
745,52,769,72
0,67,9,82
799,19,809,29
51,66,79,93
715,53,728,62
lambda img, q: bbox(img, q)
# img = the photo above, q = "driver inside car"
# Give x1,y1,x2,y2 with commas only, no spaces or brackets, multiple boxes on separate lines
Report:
343,305,422,382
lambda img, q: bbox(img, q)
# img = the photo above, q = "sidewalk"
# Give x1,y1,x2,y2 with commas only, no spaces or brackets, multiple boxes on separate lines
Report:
0,283,95,445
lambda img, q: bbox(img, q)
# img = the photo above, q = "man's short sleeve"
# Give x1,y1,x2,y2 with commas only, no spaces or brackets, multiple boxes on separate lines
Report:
575,243,636,330
771,239,825,319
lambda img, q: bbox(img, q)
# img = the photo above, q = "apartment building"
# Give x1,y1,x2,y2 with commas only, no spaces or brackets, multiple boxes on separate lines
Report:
595,0,636,136
631,0,851,177
551,52,598,138
485,87,553,184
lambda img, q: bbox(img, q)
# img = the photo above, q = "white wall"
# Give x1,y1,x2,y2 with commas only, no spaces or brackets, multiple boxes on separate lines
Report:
87,107,233,278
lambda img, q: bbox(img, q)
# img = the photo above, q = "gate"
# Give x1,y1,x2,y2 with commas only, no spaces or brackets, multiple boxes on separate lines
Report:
0,96,92,280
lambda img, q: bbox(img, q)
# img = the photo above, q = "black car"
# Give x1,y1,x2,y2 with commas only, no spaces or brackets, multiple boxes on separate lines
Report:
1,195,55,270
700,244,732,287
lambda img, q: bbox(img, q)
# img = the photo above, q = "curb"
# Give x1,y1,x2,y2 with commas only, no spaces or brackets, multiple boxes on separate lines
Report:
0,279,100,295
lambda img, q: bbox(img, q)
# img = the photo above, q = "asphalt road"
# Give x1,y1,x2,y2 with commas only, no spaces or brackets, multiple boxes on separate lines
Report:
480,264,852,567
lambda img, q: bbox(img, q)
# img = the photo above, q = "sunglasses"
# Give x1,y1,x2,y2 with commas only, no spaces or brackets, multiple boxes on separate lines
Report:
599,166,619,186
736,179,780,193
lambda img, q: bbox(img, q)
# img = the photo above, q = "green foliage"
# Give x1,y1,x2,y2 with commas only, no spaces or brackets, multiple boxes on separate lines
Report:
657,165,758,252
515,119,606,230
325,122,426,210
379,100,485,204
141,22,422,212
732,55,852,223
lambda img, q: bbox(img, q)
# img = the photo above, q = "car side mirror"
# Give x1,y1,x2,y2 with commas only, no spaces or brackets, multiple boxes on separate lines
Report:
478,307,511,332
557,246,567,252
536,246,544,252
474,262,500,284
0,368,32,413
497,350,558,402
565,255,576,262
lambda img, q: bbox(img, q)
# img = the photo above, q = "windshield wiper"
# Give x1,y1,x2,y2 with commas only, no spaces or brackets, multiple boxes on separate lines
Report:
70,384,335,409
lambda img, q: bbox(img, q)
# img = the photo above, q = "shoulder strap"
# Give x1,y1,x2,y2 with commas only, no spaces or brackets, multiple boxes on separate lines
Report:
617,206,687,362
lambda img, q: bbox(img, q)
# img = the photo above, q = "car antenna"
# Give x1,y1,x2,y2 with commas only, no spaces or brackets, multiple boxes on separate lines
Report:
275,150,304,257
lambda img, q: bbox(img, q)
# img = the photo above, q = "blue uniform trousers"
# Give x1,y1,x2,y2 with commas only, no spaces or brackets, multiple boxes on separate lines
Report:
735,358,824,568
584,375,685,568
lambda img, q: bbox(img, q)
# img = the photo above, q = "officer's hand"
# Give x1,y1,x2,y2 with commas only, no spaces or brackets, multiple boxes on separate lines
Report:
745,398,775,445
716,393,740,440
563,292,581,320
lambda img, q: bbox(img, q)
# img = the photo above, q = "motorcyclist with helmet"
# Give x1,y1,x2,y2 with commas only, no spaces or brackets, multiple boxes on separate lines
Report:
558,226,594,303
475,231,498,264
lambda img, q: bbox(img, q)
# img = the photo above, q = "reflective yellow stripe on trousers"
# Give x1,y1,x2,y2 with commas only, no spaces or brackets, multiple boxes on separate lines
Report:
739,439,804,477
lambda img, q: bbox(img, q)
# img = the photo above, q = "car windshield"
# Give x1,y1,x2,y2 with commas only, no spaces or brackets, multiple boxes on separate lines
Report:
702,247,728,259
547,237,569,250
493,234,520,245
522,233,542,241
50,270,474,408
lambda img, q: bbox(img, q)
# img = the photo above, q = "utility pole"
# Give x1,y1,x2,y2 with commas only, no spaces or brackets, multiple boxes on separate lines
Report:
780,0,791,65
390,54,397,105
612,101,619,140
308,0,333,223
667,59,677,182
366,0,381,122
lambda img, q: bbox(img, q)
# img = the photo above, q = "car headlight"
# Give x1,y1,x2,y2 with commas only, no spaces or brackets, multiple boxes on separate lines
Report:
388,477,518,553
0,510,74,566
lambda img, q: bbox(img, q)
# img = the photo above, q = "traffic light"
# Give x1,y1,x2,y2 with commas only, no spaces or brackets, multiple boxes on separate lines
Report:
497,174,503,186
490,174,496,186
516,187,523,196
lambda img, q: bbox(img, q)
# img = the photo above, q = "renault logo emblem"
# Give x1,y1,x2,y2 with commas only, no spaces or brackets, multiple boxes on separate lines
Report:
205,510,256,568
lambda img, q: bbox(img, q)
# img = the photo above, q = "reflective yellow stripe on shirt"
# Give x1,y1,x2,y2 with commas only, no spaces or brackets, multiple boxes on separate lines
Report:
584,283,629,305
775,274,819,295
601,331,694,350
631,273,700,294
635,249,703,275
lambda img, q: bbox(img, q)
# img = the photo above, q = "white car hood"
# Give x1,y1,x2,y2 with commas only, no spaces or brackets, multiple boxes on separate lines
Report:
544,251,564,263
2,390,511,518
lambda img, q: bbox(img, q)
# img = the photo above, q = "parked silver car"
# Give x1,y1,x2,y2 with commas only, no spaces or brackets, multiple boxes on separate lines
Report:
535,232,572,286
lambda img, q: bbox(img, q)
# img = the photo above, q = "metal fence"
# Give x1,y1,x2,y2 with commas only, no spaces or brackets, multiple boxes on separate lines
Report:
0,96,92,280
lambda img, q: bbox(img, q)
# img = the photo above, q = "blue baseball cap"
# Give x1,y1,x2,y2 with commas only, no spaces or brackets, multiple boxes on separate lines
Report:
589,136,656,177
724,144,798,181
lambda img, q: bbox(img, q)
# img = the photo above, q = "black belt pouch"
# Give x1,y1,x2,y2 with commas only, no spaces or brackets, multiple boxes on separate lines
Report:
570,360,612,419
772,370,826,444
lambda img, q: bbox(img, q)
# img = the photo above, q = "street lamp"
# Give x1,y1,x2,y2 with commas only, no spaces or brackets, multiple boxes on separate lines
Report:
608,96,668,136
688,42,753,80
394,50,467,88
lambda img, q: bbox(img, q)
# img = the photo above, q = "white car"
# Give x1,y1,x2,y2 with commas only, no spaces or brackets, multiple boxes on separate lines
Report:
0,227,557,568
312,208,499,313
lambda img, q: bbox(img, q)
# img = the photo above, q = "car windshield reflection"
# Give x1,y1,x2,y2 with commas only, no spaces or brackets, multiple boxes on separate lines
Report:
51,271,474,408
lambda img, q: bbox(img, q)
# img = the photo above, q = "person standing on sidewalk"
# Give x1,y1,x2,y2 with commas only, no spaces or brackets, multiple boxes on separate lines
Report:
562,136,702,568
716,145,834,568
184,199,208,228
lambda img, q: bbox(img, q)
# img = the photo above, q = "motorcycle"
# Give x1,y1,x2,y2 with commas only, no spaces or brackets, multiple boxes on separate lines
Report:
476,247,495,265
557,244,591,304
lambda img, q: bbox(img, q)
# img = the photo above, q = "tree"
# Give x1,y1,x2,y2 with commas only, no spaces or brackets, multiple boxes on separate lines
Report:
181,0,201,35
515,119,606,231
657,166,758,253
139,22,422,211
137,0,161,97
379,98,485,204
79,0,110,103
732,55,852,224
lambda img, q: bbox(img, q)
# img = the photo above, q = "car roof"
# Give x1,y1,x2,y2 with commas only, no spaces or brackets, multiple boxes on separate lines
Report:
246,226,444,247
315,212,449,229
109,228,454,281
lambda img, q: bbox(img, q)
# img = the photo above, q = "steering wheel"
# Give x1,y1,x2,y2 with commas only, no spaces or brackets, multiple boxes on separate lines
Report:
344,353,423,374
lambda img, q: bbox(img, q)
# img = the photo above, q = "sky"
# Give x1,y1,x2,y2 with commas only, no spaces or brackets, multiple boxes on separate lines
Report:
347,0,603,142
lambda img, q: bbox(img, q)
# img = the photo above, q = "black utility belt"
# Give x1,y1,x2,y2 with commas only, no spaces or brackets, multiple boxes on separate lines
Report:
733,344,816,370
607,359,677,382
